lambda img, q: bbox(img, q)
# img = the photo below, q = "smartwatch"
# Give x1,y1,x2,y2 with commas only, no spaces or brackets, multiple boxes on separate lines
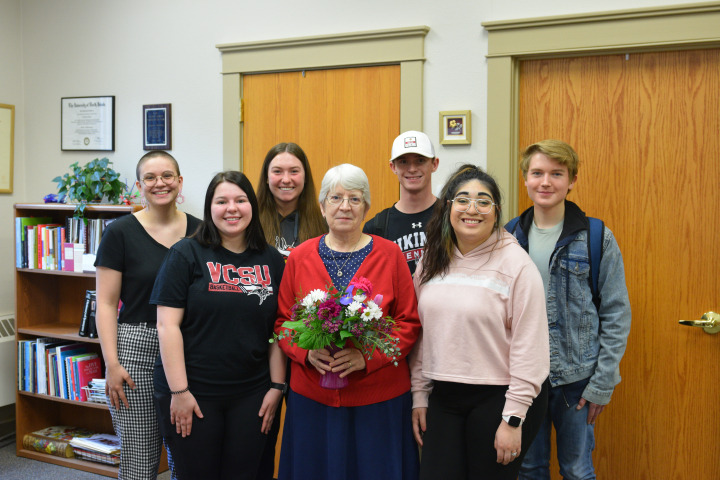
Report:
502,415,523,427
271,382,288,395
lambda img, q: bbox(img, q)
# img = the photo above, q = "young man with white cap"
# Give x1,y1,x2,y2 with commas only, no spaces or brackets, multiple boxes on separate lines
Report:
363,131,439,275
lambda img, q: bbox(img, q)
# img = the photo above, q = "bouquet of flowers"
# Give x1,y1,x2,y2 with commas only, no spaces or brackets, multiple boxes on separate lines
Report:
273,277,401,365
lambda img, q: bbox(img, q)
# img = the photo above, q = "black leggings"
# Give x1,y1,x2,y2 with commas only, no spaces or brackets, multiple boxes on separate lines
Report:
420,380,549,480
155,389,268,480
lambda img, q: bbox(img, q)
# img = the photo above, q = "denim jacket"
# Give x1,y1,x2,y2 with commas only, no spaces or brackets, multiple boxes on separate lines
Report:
507,201,631,405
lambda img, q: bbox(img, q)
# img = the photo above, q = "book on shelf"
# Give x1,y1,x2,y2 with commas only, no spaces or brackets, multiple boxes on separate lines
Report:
55,343,88,400
78,290,96,337
76,357,102,402
65,353,97,401
87,294,98,339
31,425,95,443
22,434,75,458
70,433,121,455
72,446,120,465
35,338,65,395
15,217,52,268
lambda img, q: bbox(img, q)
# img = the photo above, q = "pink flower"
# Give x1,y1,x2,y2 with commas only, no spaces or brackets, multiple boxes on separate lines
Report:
373,294,383,307
350,277,373,298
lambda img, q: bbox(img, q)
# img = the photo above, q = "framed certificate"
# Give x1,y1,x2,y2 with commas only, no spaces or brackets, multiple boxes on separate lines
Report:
61,96,115,151
0,103,14,193
143,103,172,150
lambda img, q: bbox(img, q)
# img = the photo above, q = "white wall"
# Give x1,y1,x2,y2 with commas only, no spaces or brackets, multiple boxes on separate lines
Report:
1,0,25,312
18,0,700,213
0,0,24,407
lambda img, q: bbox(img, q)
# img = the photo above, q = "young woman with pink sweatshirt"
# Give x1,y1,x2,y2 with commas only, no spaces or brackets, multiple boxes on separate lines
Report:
409,164,549,480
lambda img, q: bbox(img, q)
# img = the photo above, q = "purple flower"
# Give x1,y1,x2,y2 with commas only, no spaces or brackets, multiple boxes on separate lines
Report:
317,298,341,321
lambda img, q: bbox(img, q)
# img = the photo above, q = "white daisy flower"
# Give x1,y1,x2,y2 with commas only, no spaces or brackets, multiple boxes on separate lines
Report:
302,289,327,308
347,301,363,315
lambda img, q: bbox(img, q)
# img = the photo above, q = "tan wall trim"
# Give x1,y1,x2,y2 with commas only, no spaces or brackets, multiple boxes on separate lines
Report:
483,1,720,217
216,27,429,170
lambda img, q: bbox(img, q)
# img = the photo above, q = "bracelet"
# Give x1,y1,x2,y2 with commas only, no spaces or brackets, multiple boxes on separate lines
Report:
169,386,189,395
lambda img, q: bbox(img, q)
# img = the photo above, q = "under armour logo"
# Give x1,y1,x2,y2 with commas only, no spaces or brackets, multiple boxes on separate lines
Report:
412,222,422,229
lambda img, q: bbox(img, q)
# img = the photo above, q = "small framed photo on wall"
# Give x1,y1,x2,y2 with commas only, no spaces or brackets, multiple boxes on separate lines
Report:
439,110,471,145
143,103,172,150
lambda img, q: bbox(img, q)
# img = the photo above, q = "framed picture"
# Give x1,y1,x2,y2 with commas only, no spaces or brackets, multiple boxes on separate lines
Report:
61,96,115,151
439,110,472,145
0,103,14,193
143,104,172,150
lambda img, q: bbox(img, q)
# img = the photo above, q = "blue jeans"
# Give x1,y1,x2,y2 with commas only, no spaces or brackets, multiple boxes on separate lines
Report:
519,382,596,480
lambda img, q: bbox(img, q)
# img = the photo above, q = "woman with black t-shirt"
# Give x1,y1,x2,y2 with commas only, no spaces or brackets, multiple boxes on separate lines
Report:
255,142,327,479
151,171,286,480
95,151,201,480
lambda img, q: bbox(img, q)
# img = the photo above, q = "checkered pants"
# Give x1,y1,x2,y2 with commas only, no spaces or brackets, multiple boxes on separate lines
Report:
108,323,176,480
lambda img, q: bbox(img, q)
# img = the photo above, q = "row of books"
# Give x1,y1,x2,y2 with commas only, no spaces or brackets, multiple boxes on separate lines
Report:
22,425,120,465
18,337,102,402
15,216,116,270
79,290,99,338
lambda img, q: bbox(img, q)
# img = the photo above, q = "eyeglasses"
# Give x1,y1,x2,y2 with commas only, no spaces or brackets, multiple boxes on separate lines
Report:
142,172,177,186
452,197,496,214
326,195,364,207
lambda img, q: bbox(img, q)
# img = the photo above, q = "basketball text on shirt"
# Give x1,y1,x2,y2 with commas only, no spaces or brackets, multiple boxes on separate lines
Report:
205,262,274,304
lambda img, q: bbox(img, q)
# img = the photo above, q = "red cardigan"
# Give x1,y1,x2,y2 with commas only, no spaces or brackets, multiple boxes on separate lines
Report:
275,235,421,407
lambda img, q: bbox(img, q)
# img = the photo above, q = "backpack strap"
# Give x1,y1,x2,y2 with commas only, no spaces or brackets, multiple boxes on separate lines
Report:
374,208,391,239
504,216,520,234
587,217,605,311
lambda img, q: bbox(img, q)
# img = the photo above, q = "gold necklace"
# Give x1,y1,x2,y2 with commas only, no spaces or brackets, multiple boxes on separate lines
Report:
326,234,361,277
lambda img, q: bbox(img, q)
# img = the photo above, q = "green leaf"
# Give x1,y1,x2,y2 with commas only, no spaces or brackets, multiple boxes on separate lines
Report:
339,330,354,340
52,176,62,182
102,183,112,193
281,320,306,331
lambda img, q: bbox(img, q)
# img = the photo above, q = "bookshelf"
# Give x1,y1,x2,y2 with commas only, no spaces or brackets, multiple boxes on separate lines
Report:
13,203,167,478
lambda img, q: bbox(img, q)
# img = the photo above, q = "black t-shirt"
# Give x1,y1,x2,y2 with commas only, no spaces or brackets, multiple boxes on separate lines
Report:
94,213,202,325
362,203,435,275
275,211,298,260
150,238,285,398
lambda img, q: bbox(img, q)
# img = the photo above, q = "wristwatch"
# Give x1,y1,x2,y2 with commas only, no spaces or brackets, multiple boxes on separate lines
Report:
502,415,523,427
271,382,288,395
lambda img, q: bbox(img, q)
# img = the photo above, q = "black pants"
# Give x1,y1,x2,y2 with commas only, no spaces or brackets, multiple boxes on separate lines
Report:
155,389,268,480
420,380,549,480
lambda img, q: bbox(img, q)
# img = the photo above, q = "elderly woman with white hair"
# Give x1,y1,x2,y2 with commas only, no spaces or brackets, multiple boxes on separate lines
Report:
274,164,421,480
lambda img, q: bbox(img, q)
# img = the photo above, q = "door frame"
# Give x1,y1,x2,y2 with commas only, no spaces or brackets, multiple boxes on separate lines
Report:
482,1,720,217
216,26,429,171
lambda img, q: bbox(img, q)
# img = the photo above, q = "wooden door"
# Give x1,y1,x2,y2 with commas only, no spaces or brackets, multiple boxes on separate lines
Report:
243,65,401,476
518,50,720,479
243,65,401,223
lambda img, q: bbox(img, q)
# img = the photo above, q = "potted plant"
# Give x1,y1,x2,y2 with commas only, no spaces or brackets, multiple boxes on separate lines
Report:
53,158,127,218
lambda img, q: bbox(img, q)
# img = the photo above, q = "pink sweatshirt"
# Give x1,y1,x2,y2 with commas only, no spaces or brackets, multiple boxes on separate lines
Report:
409,231,549,418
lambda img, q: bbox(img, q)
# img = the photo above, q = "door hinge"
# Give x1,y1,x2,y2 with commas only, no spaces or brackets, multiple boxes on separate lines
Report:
239,98,244,123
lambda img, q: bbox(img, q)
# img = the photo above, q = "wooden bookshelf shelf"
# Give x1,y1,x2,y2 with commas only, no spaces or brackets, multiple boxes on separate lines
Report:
18,449,119,477
14,203,151,478
18,390,109,410
18,323,101,344
16,268,95,278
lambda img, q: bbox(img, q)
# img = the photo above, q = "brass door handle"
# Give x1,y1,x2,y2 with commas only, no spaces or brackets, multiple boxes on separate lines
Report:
679,312,720,334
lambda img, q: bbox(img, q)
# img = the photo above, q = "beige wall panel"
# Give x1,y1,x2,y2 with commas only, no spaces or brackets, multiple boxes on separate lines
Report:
399,60,424,132
222,73,242,171
218,27,429,74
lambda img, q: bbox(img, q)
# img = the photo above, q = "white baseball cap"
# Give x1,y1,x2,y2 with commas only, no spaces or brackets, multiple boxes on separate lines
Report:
390,131,435,162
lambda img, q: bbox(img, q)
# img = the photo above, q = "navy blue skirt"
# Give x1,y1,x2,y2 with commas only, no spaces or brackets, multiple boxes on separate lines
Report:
279,389,419,480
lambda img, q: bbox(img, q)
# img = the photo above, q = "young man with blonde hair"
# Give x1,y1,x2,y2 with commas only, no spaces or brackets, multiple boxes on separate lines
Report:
506,139,631,480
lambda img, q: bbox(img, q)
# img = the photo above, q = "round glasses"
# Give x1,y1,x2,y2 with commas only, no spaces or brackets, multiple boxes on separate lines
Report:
326,195,364,207
142,172,177,187
452,197,496,214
